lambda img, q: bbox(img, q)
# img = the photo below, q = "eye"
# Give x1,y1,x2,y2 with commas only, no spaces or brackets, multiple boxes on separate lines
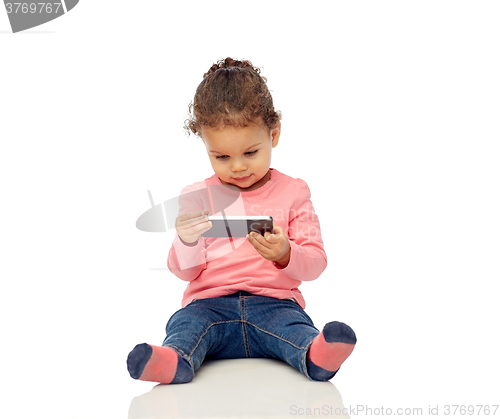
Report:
215,150,258,160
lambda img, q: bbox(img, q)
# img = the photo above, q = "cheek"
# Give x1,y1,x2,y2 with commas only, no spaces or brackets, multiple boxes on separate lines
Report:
212,160,228,175
260,150,272,164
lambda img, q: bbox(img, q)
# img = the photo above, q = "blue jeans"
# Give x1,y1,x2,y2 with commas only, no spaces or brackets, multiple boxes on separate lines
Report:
162,291,320,380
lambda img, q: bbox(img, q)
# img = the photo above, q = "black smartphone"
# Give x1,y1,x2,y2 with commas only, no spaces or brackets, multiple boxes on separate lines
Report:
201,216,274,238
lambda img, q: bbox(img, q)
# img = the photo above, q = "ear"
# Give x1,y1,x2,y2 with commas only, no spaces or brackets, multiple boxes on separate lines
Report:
270,122,281,148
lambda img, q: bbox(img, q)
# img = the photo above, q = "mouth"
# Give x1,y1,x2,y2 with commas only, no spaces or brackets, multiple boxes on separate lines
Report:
233,175,251,182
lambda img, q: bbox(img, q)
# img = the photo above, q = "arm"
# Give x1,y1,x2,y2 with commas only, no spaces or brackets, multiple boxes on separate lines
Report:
166,184,211,281
276,179,327,281
167,233,207,281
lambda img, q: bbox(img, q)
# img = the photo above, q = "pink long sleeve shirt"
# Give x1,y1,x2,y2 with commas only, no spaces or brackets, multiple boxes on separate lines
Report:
167,168,327,309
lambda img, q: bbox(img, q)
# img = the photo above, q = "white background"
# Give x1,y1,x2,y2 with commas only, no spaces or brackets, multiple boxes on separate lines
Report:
1,1,499,418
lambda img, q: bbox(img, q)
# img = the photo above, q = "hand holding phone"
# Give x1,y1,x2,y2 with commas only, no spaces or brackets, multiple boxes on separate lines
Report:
246,224,291,268
176,209,212,244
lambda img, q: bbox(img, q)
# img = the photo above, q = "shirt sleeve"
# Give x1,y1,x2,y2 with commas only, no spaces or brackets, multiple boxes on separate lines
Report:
166,183,208,281
167,234,207,281
275,179,327,281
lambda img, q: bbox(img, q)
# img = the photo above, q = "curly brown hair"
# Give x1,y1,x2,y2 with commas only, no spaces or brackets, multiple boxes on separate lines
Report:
184,57,282,137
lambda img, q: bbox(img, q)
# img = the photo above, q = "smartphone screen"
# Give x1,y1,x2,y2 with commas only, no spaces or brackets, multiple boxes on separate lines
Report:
201,216,273,238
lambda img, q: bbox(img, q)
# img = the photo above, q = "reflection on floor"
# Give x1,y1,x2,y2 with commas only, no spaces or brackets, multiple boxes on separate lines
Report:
129,358,349,418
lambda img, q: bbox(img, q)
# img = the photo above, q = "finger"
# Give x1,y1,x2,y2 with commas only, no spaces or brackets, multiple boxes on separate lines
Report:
178,216,208,231
195,220,213,234
246,237,270,258
266,225,284,243
180,220,212,237
247,232,272,252
177,210,209,227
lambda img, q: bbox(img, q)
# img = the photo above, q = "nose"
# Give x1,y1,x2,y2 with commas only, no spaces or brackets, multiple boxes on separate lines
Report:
231,158,247,173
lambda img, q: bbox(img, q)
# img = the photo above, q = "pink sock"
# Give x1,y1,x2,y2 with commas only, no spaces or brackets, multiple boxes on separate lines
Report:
307,321,356,381
127,343,193,384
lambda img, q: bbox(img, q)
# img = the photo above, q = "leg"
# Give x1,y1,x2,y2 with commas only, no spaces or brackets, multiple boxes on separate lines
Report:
126,300,210,385
244,296,356,381
127,294,246,384
162,297,249,370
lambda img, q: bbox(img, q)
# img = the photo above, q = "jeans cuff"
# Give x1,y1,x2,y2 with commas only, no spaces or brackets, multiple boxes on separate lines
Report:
162,344,195,371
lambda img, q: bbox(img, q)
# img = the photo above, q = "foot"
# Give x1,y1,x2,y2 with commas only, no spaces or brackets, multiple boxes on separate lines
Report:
307,321,357,381
127,343,194,384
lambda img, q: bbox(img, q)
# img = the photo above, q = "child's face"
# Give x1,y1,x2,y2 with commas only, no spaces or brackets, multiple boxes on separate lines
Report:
201,121,280,191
